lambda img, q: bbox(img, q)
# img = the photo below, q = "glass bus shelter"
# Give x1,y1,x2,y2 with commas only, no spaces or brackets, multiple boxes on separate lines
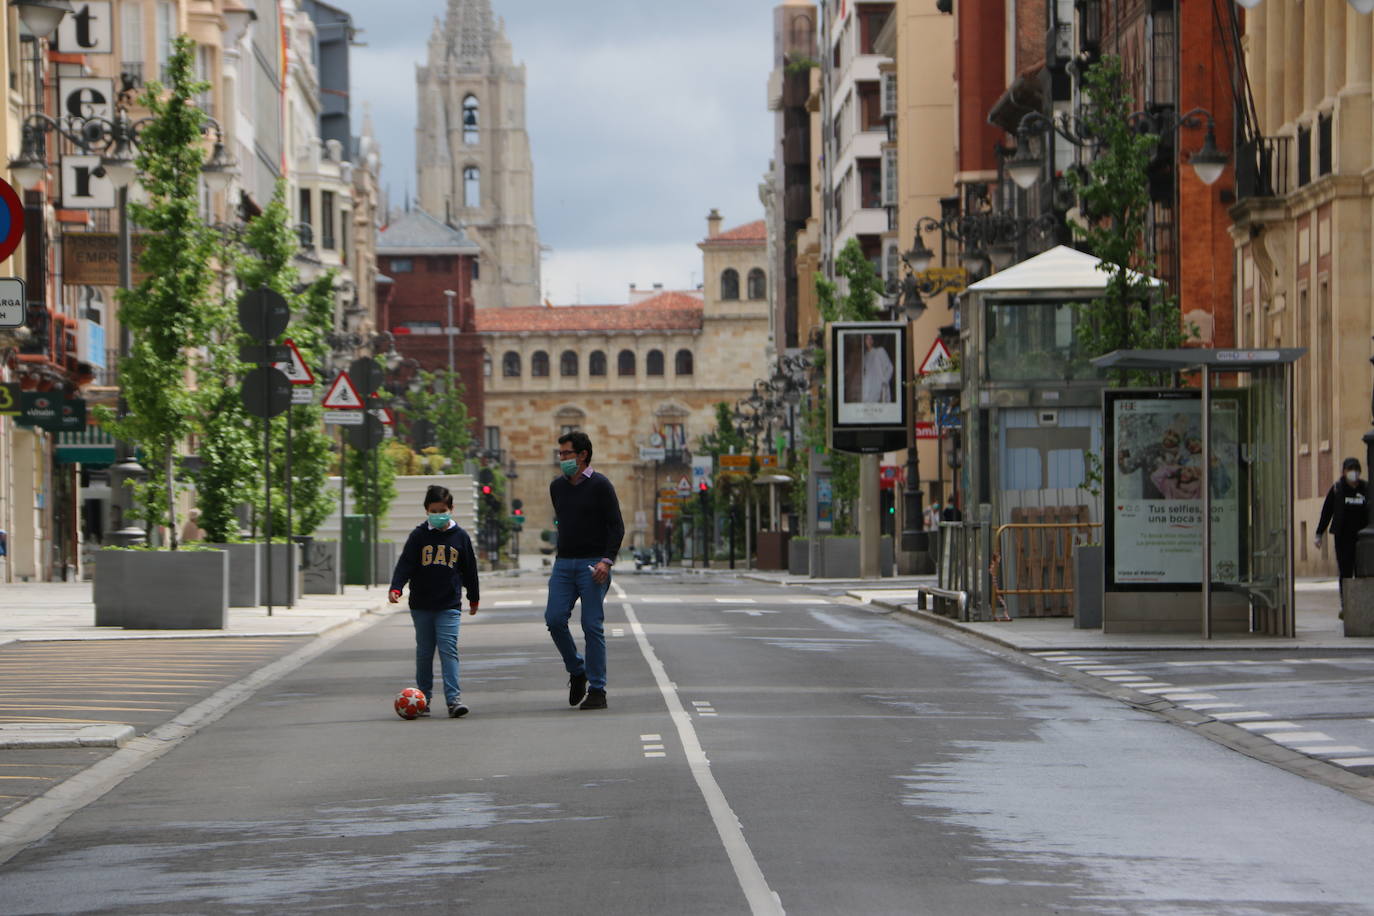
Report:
1091,348,1305,638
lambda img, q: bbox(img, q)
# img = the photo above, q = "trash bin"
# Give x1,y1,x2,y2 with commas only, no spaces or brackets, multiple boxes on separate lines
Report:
342,515,373,585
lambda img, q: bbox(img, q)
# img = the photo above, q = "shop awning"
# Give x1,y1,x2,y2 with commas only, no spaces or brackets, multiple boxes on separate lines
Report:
55,427,116,464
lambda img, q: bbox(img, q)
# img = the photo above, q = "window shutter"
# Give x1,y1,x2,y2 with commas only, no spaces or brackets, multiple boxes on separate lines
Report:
881,72,897,117
882,148,898,207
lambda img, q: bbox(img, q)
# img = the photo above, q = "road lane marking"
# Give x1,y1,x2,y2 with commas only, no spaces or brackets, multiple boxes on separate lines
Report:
614,580,782,915
1330,756,1374,767
644,752,667,758
491,600,534,607
1181,703,1242,710
715,598,758,604
1211,711,1271,721
1238,721,1300,731
1159,693,1217,701
641,734,661,741
723,609,778,617
785,598,831,604
1270,732,1336,745
1297,746,1368,755
611,628,625,637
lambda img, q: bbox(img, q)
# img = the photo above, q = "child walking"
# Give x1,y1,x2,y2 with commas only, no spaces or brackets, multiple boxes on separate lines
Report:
389,485,480,718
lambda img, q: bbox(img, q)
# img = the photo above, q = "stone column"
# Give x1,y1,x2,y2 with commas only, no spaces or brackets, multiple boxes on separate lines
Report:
1340,4,1373,175
1266,0,1286,132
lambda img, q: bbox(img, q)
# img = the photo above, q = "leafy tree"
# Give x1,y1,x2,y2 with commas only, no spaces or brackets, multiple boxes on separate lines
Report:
95,36,217,548
232,183,336,538
694,402,751,558
401,368,476,465
1066,55,1188,383
345,431,399,527
804,236,882,535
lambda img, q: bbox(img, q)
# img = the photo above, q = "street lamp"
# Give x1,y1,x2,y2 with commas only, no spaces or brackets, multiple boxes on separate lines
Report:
10,0,72,39
1010,106,1230,190
442,288,457,385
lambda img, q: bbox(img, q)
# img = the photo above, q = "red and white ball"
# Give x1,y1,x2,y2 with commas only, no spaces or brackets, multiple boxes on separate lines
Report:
394,687,428,720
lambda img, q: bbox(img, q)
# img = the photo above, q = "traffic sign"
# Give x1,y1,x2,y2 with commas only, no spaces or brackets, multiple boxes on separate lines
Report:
322,371,364,409
0,177,25,265
347,413,385,451
0,277,25,329
719,454,779,470
290,387,314,405
237,287,290,342
239,344,292,364
273,338,316,385
323,410,364,425
240,366,292,418
919,338,954,375
348,357,383,398
369,406,396,426
676,476,691,498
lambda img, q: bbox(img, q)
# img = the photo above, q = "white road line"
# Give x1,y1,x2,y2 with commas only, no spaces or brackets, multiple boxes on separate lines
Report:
643,744,666,751
1160,693,1217,701
1135,687,1182,694
1270,732,1336,745
641,734,662,741
1181,703,1242,710
715,598,758,604
637,598,684,603
1211,711,1271,721
1330,756,1374,767
1032,651,1072,656
1078,669,1134,676
491,600,534,607
785,598,831,605
611,628,625,637
692,701,712,706
1238,721,1300,732
724,609,778,617
1297,746,1368,755
614,581,782,915
1103,676,1153,682
644,752,667,758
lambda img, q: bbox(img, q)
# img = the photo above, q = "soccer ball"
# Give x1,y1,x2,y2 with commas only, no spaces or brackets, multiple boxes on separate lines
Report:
394,687,428,720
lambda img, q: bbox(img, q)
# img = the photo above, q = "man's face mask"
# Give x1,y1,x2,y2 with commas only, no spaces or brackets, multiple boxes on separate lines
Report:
560,459,578,477
1348,471,1360,485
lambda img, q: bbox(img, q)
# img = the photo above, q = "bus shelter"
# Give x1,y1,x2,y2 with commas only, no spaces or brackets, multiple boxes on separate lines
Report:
1091,348,1305,637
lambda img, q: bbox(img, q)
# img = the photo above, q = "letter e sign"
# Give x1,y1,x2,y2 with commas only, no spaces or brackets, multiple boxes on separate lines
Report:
57,2,113,54
60,78,114,122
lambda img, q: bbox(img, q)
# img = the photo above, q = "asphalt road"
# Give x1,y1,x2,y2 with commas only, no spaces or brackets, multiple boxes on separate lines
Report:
4,571,1374,915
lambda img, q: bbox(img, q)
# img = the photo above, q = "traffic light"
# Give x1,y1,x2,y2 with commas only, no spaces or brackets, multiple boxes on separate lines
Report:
481,484,493,496
698,480,709,493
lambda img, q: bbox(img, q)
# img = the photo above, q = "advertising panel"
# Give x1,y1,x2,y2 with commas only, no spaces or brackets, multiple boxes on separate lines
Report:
833,322,903,427
1105,391,1242,587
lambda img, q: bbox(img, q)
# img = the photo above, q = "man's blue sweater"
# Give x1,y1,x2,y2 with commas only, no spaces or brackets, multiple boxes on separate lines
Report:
550,470,625,560
390,521,480,611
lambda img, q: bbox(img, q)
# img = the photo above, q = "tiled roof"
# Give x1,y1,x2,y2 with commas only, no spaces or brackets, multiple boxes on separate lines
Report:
476,291,703,334
704,220,766,244
378,208,481,253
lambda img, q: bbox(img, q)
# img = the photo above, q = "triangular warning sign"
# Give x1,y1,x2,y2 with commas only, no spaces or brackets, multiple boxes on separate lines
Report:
322,371,365,409
369,406,396,426
919,338,954,375
273,338,316,386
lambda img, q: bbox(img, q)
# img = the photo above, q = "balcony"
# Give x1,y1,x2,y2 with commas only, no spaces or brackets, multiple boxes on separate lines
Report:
1235,136,1291,202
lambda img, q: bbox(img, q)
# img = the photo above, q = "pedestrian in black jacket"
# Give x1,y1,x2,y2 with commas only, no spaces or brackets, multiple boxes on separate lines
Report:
544,430,624,710
1315,457,1370,614
389,485,480,718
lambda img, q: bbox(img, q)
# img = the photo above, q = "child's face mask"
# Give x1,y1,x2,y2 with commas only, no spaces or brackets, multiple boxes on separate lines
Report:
428,512,451,528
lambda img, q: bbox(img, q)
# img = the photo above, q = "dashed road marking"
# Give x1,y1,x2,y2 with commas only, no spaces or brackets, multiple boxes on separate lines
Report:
785,598,831,605
692,700,718,717
1330,756,1374,767
715,598,757,604
1297,745,1369,755
611,628,625,637
1238,721,1300,732
1271,731,1337,745
723,609,778,617
491,600,534,607
1212,711,1271,721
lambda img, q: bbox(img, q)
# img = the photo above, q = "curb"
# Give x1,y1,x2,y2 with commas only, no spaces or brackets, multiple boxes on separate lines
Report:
865,593,1374,807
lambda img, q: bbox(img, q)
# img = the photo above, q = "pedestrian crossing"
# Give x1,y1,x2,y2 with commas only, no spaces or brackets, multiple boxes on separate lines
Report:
1031,650,1374,772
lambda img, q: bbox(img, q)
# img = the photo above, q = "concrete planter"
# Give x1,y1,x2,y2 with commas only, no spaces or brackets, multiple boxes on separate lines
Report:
1072,544,1104,629
259,543,304,606
94,548,228,629
304,540,343,595
208,543,261,607
788,538,810,576
1344,578,1374,636
371,542,397,586
820,536,860,579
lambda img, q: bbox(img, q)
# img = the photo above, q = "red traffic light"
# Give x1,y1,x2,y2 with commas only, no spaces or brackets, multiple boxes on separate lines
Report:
698,481,709,492
513,508,523,516
481,485,492,495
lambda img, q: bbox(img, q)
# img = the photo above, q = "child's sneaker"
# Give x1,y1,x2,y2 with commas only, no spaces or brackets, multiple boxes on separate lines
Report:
448,702,469,718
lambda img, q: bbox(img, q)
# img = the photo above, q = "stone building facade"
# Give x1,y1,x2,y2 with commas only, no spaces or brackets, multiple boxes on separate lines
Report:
478,218,771,550
415,0,540,309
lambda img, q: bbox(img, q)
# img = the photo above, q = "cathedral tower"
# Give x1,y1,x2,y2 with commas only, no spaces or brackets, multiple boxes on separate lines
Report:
416,0,540,308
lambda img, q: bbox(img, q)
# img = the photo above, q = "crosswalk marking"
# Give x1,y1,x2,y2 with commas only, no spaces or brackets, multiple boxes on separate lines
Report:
1330,756,1374,767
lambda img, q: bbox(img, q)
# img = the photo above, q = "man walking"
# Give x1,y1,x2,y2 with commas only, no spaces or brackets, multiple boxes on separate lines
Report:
1316,456,1370,617
545,431,624,710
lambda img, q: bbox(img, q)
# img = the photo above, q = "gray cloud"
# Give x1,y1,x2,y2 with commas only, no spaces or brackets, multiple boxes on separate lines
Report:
340,0,779,301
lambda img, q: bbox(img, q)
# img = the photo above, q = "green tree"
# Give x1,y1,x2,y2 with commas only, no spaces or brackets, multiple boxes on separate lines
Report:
232,183,336,538
804,237,881,535
401,368,476,465
1067,55,1188,382
695,402,750,559
96,36,217,548
346,431,399,527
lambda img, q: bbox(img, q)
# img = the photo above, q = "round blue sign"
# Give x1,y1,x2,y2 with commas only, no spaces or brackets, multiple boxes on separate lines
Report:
0,178,24,265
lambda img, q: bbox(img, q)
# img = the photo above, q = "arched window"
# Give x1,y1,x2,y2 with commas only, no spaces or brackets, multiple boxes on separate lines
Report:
560,350,578,377
502,351,521,377
720,268,740,300
463,166,480,208
646,349,665,376
675,349,694,375
531,350,549,377
790,14,814,50
483,352,492,378
617,349,636,376
747,268,766,300
462,95,479,145
589,350,607,376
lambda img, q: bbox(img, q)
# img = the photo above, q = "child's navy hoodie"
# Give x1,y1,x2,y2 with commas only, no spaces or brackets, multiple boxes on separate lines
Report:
390,520,480,611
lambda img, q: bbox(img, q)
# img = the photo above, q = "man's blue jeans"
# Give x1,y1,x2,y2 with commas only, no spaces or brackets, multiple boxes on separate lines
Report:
544,556,610,690
411,608,461,706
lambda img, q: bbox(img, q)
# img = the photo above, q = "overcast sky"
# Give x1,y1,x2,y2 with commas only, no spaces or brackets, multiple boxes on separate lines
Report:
342,0,781,305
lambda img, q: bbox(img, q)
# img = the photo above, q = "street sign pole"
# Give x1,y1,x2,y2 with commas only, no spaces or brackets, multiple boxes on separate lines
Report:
285,405,293,609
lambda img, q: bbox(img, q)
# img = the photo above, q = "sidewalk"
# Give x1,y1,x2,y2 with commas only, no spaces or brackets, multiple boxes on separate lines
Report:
0,581,392,646
738,570,1359,651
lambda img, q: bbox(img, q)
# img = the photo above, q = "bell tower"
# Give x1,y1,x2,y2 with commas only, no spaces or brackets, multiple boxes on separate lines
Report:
416,0,541,308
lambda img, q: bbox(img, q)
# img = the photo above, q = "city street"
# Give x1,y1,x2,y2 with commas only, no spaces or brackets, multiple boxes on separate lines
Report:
3,571,1374,914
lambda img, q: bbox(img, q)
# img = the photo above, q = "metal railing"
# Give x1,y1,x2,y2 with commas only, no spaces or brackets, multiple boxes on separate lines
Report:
932,518,992,621
1235,136,1291,200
